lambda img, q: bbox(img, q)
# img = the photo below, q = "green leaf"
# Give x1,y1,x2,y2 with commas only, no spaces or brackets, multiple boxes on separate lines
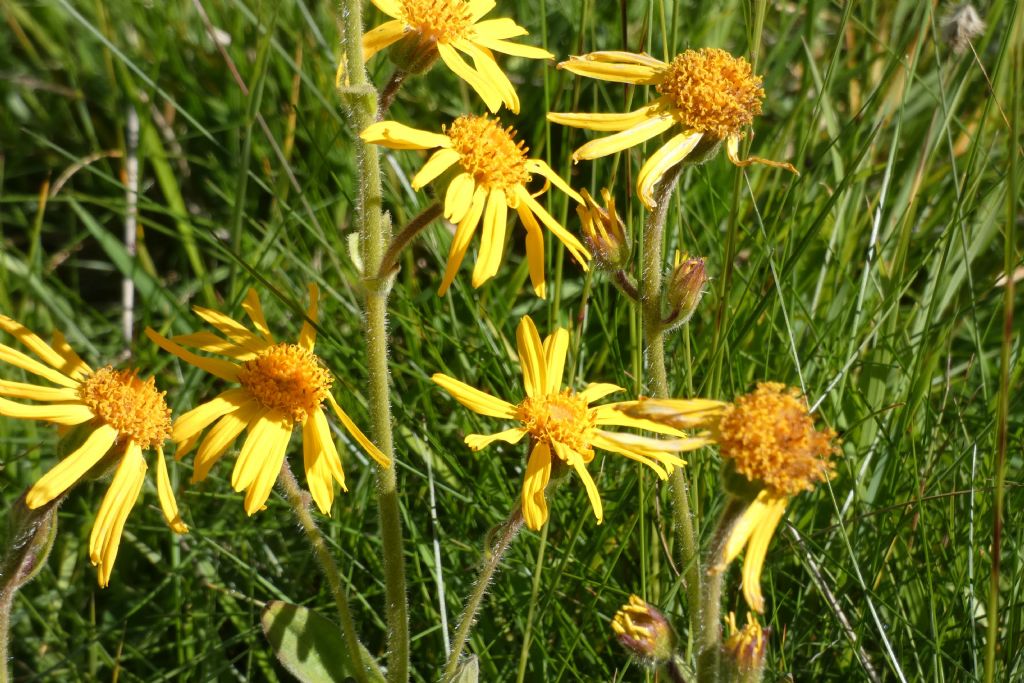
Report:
260,601,385,683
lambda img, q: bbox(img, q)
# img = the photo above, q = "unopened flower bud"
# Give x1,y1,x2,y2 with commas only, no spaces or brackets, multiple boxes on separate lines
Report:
611,595,674,665
665,253,708,326
942,4,986,55
578,188,630,271
722,612,769,679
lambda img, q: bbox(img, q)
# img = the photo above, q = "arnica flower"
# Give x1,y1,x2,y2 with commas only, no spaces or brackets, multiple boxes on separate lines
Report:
578,188,630,271
548,48,798,209
620,383,839,612
0,315,186,587
431,315,702,530
145,286,390,516
723,612,769,675
362,115,590,297
611,594,674,665
362,0,553,113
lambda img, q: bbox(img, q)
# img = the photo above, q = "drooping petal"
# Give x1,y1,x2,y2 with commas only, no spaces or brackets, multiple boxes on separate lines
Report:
516,315,546,399
554,441,603,524
362,19,408,62
155,446,188,533
25,424,118,508
514,187,591,265
457,40,519,113
524,159,583,204
516,204,547,298
637,131,704,210
89,442,147,587
547,100,668,132
238,414,293,516
431,373,515,419
593,403,688,437
740,494,788,613
297,283,320,352
412,148,461,190
572,114,676,162
303,414,334,515
522,440,552,530
192,401,263,482
471,187,508,287
0,342,79,388
542,328,569,394
325,395,390,468
313,407,347,489
242,288,275,343
590,431,671,479
721,493,775,566
464,427,527,451
444,173,477,223
0,380,79,402
438,184,487,296
437,42,503,113
145,329,241,383
172,387,253,449
231,410,290,493
0,396,94,426
592,430,693,465
361,120,452,150
725,135,799,175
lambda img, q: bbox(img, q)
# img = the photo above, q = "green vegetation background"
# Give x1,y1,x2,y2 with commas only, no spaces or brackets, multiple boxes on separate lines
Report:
1,0,1021,680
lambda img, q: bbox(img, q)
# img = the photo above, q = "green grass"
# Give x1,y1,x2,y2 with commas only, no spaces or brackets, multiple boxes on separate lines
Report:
1,0,1021,680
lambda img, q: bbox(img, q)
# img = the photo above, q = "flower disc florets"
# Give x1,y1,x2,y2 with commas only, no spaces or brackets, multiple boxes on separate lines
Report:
77,366,172,449
656,48,764,139
716,382,838,496
446,115,531,191
237,343,333,423
400,0,472,43
515,390,595,458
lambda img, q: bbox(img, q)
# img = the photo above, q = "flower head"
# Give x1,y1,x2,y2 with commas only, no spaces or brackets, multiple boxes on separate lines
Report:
578,188,630,271
145,285,390,516
548,48,797,209
0,315,186,587
611,594,674,665
723,612,768,674
362,0,553,113
362,115,590,297
665,252,708,325
432,315,707,530
618,383,839,611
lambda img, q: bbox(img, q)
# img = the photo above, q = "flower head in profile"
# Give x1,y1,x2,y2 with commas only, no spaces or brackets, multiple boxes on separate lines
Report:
145,285,390,516
548,48,798,209
723,612,769,674
620,382,839,612
611,594,674,665
578,188,630,271
432,315,706,530
362,0,552,113
0,316,186,587
362,115,590,297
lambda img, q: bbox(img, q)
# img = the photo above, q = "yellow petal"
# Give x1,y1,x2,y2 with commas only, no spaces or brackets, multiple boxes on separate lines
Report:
444,173,477,223
577,383,623,404
25,423,118,509
370,0,402,19
303,415,335,515
170,332,257,360
313,406,347,488
542,328,569,394
470,35,552,60
172,388,253,449
557,51,666,84
412,148,461,190
740,494,788,613
637,131,703,210
231,409,284,491
192,400,263,482
471,187,508,287
0,396,94,425
592,430,692,463
590,432,671,479
361,120,451,150
155,446,188,533
49,330,91,379
242,421,292,516
325,395,390,468
457,39,519,113
593,403,688,436
547,100,667,132
572,114,676,162
89,443,147,587
437,42,503,113
554,441,602,524
145,328,241,383
469,18,527,40
298,283,320,352
524,159,583,204
467,0,495,22
725,135,799,175
514,187,591,266
516,204,547,298
431,373,515,419
0,342,79,389
0,316,76,373
568,50,667,67
516,315,546,399
722,492,776,566
522,440,552,530
192,306,266,355
242,288,275,343
464,427,527,451
363,19,408,62
0,380,79,402
438,184,487,296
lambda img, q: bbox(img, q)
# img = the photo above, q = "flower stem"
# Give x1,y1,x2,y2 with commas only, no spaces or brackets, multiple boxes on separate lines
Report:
277,464,374,683
639,165,702,651
444,507,524,680
375,201,443,281
338,1,409,680
696,497,747,683
377,68,408,118
0,587,12,683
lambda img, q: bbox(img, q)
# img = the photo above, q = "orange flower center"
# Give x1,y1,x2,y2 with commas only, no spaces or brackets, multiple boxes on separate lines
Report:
77,366,171,449
515,390,595,458
400,0,472,43
716,383,838,496
237,343,332,423
656,48,764,139
446,115,531,192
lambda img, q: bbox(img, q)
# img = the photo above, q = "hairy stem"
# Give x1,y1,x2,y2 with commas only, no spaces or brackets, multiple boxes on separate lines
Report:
444,507,525,680
338,1,409,679
277,464,373,683
0,588,11,683
375,201,443,281
696,497,747,683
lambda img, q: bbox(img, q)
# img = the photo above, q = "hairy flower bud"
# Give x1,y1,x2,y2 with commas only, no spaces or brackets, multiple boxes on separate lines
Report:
611,595,674,665
722,612,769,679
665,253,708,326
578,188,630,271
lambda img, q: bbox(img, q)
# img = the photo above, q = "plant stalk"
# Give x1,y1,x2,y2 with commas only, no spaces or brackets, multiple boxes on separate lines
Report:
444,507,525,680
0,587,11,683
277,464,372,683
696,496,747,683
375,201,443,281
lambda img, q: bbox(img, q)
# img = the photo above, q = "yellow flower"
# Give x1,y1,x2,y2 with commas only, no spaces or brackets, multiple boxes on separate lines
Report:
0,315,186,587
431,315,707,530
548,48,798,209
577,188,630,271
145,285,390,516
362,0,553,113
611,594,674,664
361,115,591,297
619,383,839,612
723,611,768,673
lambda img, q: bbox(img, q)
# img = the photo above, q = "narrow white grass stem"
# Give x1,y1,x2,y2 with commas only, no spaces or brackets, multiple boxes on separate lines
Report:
122,105,139,345
426,452,450,656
